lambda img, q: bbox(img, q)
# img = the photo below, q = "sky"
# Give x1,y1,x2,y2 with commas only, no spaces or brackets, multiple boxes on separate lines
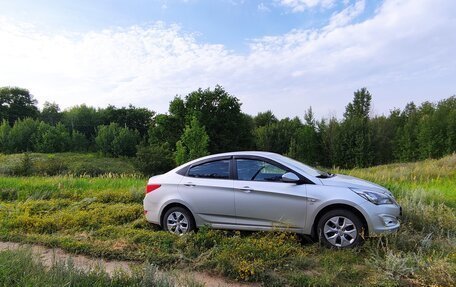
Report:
0,0,455,119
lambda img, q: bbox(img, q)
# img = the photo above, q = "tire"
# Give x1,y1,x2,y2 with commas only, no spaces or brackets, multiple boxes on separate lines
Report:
317,209,365,248
162,207,195,235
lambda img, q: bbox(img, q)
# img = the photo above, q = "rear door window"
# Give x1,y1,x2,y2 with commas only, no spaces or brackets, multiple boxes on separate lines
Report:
188,160,230,179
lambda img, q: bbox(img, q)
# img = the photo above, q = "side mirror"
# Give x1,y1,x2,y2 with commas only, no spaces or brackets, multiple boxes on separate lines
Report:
282,172,300,183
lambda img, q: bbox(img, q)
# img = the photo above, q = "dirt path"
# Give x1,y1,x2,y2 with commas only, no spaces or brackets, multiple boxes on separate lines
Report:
0,241,257,287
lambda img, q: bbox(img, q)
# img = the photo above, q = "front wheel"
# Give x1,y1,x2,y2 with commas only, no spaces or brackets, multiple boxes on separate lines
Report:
163,207,195,235
317,209,365,248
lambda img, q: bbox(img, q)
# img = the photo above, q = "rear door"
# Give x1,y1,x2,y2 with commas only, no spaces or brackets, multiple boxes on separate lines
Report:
178,158,235,225
233,157,307,229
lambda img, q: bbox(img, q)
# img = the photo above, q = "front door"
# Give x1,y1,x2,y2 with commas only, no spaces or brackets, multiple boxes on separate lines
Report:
233,158,307,230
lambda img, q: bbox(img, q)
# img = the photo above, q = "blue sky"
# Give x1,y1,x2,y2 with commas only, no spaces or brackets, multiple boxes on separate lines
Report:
1,0,379,51
0,0,455,118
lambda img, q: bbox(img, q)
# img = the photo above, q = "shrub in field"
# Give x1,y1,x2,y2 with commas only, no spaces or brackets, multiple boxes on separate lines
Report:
8,118,39,153
33,156,68,175
175,116,209,165
95,123,140,157
12,152,34,176
70,130,89,152
34,122,71,153
0,153,138,176
0,120,11,153
134,143,174,176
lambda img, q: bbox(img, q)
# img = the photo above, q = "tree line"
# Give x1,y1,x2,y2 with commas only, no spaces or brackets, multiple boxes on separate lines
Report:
1,86,455,175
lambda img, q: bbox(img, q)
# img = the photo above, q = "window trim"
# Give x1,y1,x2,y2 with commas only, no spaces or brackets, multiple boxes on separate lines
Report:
180,156,233,180
233,155,314,184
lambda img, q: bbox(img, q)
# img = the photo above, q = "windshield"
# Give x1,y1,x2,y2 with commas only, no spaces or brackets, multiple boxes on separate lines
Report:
279,155,333,178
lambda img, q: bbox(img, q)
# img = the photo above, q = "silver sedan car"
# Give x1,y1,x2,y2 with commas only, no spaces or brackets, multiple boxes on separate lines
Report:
143,151,401,248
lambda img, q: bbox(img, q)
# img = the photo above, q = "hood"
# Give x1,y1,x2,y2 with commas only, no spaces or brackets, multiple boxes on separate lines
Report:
321,174,391,195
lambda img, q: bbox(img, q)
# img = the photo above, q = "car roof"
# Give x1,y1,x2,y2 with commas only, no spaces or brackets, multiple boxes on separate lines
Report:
194,151,283,160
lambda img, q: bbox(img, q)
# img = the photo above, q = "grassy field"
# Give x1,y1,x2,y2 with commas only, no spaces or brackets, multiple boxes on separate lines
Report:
0,154,455,286
0,153,138,176
0,248,200,287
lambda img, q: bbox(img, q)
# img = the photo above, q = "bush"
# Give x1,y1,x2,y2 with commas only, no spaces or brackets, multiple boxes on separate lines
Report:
95,123,139,157
8,118,39,152
0,153,138,176
70,130,89,152
12,152,34,176
134,143,174,176
34,122,71,152
112,127,140,157
0,120,11,153
34,156,68,176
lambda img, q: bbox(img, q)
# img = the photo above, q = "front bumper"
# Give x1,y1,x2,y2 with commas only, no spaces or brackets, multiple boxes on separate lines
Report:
360,201,401,236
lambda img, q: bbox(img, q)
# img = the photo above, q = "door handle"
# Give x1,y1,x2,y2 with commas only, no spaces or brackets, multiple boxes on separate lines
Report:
184,182,196,187
239,186,254,193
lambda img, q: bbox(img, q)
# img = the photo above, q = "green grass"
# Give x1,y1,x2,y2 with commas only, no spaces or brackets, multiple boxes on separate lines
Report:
342,154,456,208
0,153,138,176
0,248,196,287
0,155,455,286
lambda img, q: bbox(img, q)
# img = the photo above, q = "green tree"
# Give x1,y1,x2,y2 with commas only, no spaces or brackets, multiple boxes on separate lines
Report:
0,120,11,153
254,110,278,127
318,117,340,167
0,87,39,123
255,117,302,154
417,114,434,159
148,113,184,148
175,117,209,165
95,123,139,157
287,108,319,165
100,104,154,137
394,102,419,161
112,127,140,157
9,118,39,152
95,123,118,156
181,85,253,153
447,109,456,154
432,97,456,157
34,122,70,153
135,143,175,176
70,130,89,152
62,104,101,139
337,88,373,168
147,96,186,148
40,101,62,125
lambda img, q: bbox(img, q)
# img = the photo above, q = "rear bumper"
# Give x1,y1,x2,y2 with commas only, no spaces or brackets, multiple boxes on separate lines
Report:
143,197,161,225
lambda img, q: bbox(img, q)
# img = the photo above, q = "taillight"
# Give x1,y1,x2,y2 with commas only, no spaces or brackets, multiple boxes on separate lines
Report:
145,184,161,194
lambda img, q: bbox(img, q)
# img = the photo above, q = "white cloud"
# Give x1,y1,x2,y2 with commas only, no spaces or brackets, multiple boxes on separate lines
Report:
258,3,271,12
0,0,455,119
277,0,336,12
326,0,365,30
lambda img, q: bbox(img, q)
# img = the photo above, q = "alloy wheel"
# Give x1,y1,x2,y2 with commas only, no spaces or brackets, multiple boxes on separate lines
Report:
323,216,358,247
166,211,189,235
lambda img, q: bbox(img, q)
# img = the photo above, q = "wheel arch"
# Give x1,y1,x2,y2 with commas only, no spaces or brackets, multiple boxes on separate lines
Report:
160,202,195,227
311,203,369,239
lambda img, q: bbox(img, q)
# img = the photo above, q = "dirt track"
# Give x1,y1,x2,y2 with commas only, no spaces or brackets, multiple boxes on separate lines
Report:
0,241,257,287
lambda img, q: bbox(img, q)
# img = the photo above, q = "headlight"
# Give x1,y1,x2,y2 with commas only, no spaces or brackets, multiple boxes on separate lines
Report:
350,188,394,205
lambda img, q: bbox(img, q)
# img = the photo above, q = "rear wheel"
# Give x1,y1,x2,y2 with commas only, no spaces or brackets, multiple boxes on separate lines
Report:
317,209,364,248
162,207,195,235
